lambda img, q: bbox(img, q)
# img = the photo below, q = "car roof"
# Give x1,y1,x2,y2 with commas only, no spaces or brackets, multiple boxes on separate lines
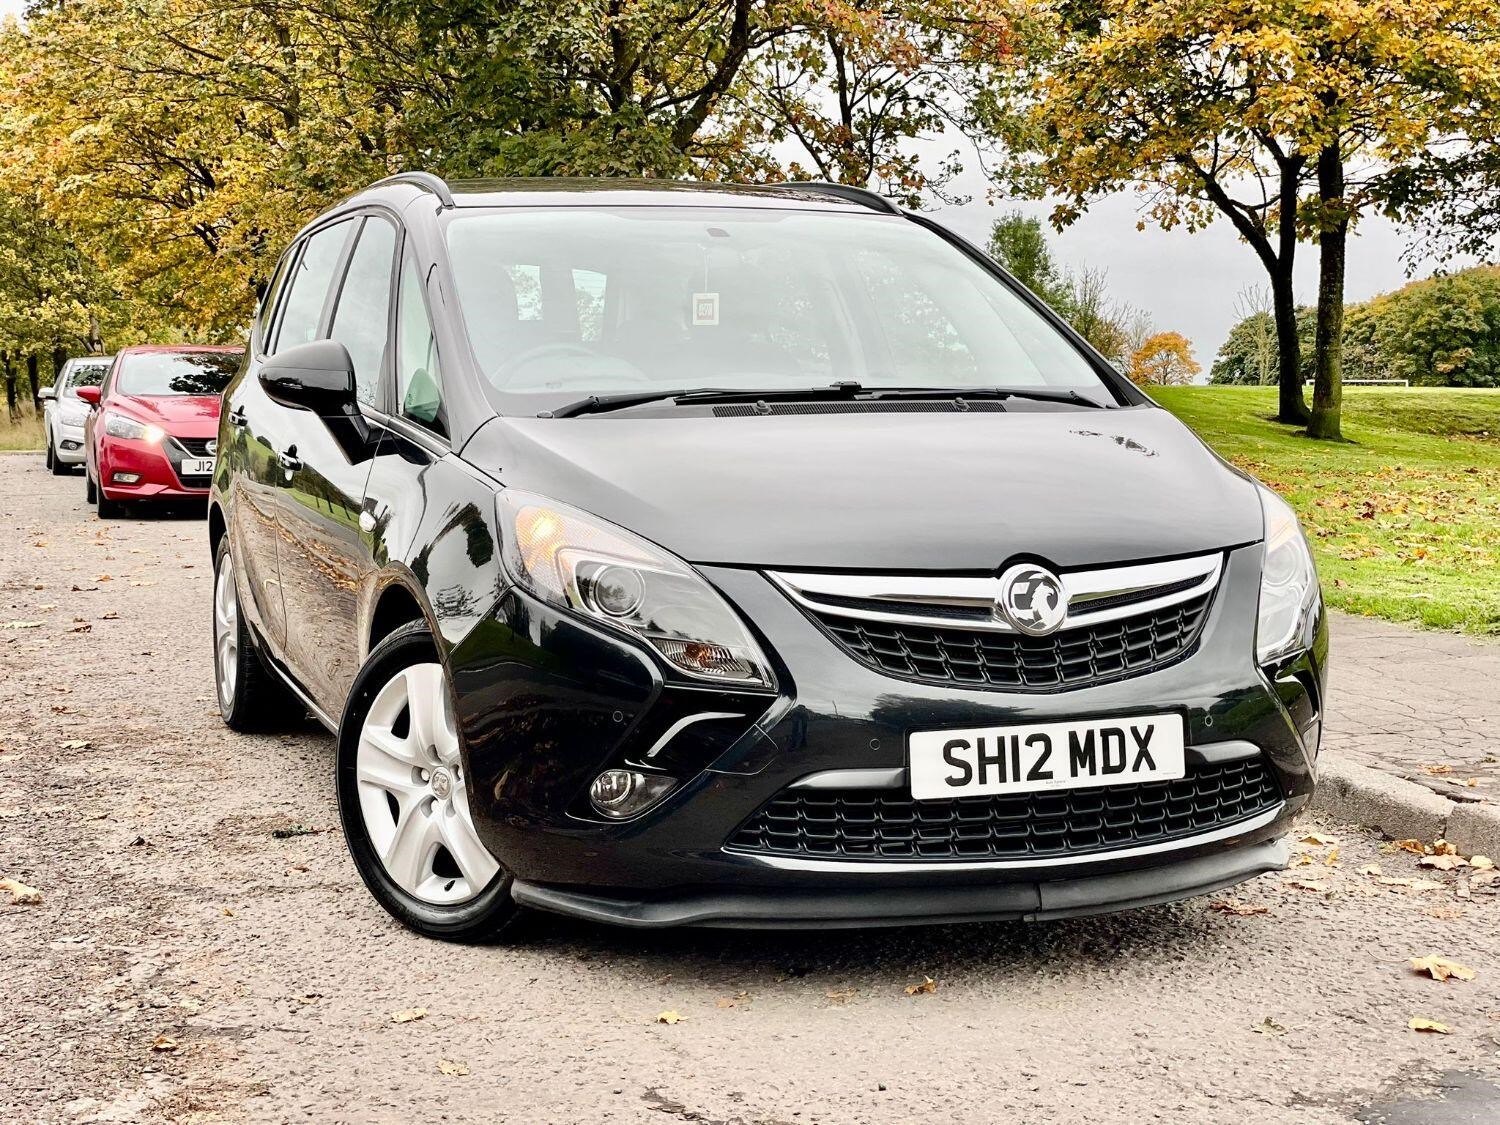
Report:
114,344,243,355
340,174,900,217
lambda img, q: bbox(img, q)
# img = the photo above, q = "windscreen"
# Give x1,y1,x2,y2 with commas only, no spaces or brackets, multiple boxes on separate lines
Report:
444,207,1109,409
62,362,109,396
115,351,241,396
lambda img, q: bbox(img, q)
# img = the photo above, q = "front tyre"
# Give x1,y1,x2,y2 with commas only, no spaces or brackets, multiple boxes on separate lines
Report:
336,621,519,943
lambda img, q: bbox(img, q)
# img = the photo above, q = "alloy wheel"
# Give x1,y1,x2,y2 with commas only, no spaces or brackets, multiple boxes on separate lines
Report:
213,553,239,712
355,664,499,905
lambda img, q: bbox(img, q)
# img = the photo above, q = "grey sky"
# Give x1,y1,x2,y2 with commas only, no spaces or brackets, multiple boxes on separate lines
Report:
0,0,1472,366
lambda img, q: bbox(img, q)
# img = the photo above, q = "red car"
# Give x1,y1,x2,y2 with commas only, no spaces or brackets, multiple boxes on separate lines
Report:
78,345,243,517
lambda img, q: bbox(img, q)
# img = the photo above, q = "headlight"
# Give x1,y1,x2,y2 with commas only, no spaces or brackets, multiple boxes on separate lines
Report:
57,402,90,426
498,490,773,687
103,411,164,444
1255,484,1319,664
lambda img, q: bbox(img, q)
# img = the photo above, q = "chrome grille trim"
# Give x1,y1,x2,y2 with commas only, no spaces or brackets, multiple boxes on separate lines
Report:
767,553,1223,635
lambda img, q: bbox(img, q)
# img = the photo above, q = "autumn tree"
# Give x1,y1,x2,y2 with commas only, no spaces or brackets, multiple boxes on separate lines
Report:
988,210,1070,307
1130,332,1201,386
994,0,1500,439
993,0,1314,424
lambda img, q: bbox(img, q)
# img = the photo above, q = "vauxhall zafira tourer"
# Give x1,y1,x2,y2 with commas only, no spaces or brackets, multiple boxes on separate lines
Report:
208,175,1326,940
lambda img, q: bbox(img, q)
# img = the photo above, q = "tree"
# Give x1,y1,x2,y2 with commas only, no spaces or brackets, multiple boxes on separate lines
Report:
1130,332,1201,386
992,0,1313,424
992,0,1500,439
987,210,1070,306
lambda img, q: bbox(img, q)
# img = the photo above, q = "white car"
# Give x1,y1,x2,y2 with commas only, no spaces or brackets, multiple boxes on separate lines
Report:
42,356,113,474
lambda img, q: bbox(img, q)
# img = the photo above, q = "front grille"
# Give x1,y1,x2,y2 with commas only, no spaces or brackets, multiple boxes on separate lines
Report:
174,437,214,457
814,593,1213,691
728,757,1280,861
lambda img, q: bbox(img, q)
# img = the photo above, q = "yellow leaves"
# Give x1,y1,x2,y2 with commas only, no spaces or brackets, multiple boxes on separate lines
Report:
436,1059,469,1077
1210,898,1271,916
1300,832,1338,846
904,976,938,996
1408,1016,1451,1034
1409,954,1476,983
655,1010,687,1025
0,877,42,905
1252,1016,1287,1036
390,1008,427,1023
151,1034,179,1052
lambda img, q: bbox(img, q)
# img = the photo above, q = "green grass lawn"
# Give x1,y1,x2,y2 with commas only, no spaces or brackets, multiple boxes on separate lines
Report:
1150,386,1500,636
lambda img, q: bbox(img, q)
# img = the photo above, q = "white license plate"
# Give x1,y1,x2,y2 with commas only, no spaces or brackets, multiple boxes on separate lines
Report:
908,713,1185,801
180,457,214,475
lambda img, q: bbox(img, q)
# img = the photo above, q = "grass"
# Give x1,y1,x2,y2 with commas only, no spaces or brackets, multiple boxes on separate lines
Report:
1150,386,1500,636
0,404,44,451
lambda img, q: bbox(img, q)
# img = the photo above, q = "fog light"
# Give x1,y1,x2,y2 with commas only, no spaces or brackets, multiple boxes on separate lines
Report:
588,769,677,819
112,472,140,484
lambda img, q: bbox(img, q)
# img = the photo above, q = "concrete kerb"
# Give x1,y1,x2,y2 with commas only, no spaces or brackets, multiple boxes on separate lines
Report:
1312,754,1500,859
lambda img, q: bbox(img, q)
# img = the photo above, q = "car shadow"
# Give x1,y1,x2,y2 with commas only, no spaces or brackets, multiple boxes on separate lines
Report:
503,881,1238,981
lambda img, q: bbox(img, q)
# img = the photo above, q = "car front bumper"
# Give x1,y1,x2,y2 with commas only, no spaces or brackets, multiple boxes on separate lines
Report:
53,420,88,464
448,543,1326,928
98,435,213,500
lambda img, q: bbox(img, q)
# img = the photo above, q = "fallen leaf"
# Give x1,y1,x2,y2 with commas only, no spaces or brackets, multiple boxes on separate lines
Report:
1252,1017,1286,1036
904,976,938,996
151,1035,178,1052
1419,854,1467,871
436,1059,469,1076
1393,839,1428,855
1375,876,1446,892
0,878,42,905
1299,832,1338,846
1285,878,1326,892
1408,1016,1451,1034
1210,898,1271,916
1470,856,1495,871
96,574,111,581
1,621,44,630
59,739,90,750
272,824,321,839
1410,954,1477,983
1325,848,1340,867
655,1010,687,1024
101,611,119,620
825,988,857,1004
1357,863,1383,876
391,1008,427,1023
69,623,92,634
1423,764,1454,775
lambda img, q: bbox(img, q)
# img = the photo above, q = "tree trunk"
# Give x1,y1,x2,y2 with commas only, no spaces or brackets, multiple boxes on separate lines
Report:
27,354,42,413
87,311,104,355
1273,157,1310,424
3,353,17,422
1270,270,1307,422
1309,143,1347,441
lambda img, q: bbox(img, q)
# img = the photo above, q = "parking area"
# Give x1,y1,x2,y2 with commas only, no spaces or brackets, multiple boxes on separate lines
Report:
2,453,1498,1125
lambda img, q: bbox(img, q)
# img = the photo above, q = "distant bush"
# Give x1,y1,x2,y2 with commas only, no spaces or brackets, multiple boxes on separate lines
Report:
1213,265,1500,388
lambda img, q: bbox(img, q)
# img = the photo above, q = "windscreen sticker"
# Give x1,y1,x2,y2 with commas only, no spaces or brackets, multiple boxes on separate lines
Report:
692,292,720,326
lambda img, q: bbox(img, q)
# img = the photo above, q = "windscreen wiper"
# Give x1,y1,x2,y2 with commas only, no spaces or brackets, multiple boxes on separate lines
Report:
539,383,869,418
539,382,1107,418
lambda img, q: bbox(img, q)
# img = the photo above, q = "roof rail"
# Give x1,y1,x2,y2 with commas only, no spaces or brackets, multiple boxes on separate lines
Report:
367,170,455,208
763,180,902,215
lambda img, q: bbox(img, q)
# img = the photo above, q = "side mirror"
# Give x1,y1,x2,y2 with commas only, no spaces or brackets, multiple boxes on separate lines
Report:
260,339,357,416
75,385,101,406
39,386,55,401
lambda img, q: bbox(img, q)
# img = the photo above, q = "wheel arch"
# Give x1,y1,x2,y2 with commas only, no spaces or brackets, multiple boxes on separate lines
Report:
366,573,436,659
208,500,228,561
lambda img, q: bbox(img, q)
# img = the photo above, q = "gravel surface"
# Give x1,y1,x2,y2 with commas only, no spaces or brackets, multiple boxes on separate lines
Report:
3,453,1499,1124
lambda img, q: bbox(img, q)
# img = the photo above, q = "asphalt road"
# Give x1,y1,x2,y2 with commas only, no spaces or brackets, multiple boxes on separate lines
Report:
3,454,1498,1125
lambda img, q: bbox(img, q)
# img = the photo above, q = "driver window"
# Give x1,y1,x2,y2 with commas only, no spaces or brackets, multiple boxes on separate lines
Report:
396,253,444,434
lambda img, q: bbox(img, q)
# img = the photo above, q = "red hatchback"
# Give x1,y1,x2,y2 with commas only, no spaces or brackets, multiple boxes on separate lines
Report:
79,345,243,517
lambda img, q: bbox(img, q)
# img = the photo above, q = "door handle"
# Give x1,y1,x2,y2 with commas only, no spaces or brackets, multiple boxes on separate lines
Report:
227,406,247,428
277,446,301,473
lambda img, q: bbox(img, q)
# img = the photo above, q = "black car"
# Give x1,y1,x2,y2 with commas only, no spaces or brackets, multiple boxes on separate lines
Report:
209,174,1327,940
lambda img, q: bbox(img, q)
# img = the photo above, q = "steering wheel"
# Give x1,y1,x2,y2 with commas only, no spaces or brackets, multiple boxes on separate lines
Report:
490,342,641,389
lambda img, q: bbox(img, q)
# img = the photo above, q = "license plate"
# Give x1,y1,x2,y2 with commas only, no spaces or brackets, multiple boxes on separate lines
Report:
180,457,214,475
908,713,1185,801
